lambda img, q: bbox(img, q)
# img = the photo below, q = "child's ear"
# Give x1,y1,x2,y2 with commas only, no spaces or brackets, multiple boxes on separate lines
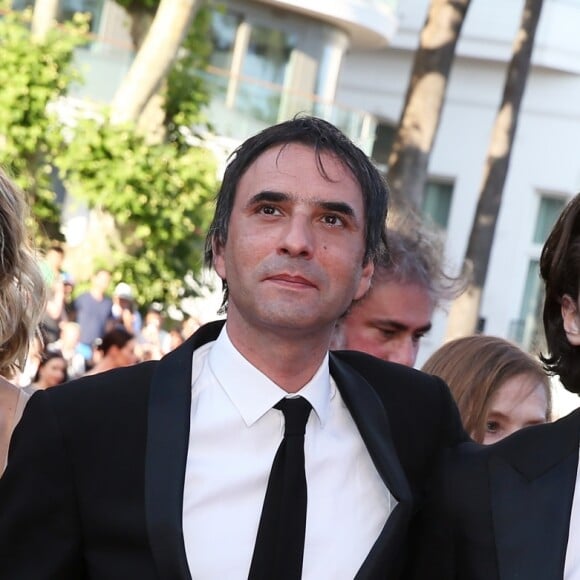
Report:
562,294,580,345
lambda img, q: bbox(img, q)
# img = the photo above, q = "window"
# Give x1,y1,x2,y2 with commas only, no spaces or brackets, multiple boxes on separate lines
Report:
422,181,453,230
533,196,566,244
514,194,567,350
61,0,104,33
10,1,33,9
209,10,241,72
12,0,104,33
512,260,545,351
236,25,296,123
371,123,395,170
242,25,295,86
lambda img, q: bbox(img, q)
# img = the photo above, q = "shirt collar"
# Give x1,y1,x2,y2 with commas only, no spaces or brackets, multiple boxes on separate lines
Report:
208,324,333,427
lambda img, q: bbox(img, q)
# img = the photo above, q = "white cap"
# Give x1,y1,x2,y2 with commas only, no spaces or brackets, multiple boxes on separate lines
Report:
114,282,133,300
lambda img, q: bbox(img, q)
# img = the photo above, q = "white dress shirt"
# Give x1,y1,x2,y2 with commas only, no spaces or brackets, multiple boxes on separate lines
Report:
565,450,580,579
182,326,394,579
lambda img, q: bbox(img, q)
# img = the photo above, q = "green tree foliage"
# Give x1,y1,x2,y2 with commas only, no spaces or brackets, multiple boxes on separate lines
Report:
55,118,217,307
115,0,158,7
0,3,218,309
165,4,213,140
57,2,218,307
0,4,87,240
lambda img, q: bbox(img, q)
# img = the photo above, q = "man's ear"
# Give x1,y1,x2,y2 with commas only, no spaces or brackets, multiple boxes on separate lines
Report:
353,260,374,301
212,236,226,280
562,294,580,345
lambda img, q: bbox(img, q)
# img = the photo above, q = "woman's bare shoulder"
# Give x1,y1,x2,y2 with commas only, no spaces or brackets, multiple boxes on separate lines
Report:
0,377,29,417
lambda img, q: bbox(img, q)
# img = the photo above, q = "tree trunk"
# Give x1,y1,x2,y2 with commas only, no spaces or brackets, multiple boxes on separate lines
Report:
31,0,60,41
111,0,199,125
386,0,471,210
121,1,156,52
445,0,545,340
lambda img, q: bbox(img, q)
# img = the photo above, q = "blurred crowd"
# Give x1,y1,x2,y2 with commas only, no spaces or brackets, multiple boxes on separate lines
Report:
16,245,202,391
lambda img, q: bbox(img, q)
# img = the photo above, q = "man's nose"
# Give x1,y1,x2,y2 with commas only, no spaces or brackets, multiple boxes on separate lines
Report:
278,217,314,258
389,338,417,368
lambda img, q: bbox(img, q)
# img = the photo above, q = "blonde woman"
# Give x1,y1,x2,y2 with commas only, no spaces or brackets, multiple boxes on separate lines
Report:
0,170,45,475
422,335,551,444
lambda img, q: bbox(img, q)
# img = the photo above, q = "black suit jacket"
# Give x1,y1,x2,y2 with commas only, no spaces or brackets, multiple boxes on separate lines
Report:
0,321,466,579
408,407,580,580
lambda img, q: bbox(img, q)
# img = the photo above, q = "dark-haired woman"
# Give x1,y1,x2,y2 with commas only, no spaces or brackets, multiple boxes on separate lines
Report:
26,351,68,392
84,327,138,376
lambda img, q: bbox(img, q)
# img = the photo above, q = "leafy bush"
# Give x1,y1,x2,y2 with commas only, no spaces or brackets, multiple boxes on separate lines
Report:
0,5,87,239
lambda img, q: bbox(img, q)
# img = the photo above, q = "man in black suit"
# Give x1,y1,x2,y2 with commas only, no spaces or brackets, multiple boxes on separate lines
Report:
0,116,466,580
409,192,580,580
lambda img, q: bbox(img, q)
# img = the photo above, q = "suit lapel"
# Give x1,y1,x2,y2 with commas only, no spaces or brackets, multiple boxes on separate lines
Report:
491,409,580,579
330,354,413,579
145,320,225,580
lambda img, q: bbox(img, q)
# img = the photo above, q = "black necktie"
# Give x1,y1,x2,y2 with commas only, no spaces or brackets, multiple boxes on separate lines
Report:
248,396,312,580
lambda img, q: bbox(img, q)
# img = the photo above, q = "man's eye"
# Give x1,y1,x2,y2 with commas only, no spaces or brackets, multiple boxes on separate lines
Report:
380,329,396,339
412,333,425,344
259,206,279,216
322,214,344,226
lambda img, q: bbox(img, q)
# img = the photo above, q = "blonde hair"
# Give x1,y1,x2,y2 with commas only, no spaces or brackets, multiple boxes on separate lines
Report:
0,170,46,378
422,335,552,443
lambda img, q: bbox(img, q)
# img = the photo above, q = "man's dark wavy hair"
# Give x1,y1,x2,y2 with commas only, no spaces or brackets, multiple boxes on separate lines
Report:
204,115,389,309
540,193,580,392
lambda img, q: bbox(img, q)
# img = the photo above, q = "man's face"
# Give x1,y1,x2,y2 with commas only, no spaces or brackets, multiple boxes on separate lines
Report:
113,339,138,368
146,312,162,329
213,143,373,340
338,280,434,367
47,250,64,272
93,271,111,293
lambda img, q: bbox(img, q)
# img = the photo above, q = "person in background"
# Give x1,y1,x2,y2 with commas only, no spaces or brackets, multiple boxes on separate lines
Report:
181,313,203,339
111,282,142,335
332,218,464,367
14,334,43,388
25,351,68,393
61,272,76,322
40,245,66,344
84,327,138,376
0,169,45,475
408,192,580,579
168,326,185,352
137,303,171,360
73,268,113,362
47,321,86,380
422,335,551,444
39,245,64,287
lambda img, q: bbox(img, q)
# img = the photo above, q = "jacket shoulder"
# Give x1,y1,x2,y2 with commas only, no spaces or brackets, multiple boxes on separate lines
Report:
332,349,448,398
332,349,466,437
39,360,159,426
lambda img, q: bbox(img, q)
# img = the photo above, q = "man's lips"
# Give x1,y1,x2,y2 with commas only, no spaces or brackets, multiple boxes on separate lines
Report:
266,274,317,288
